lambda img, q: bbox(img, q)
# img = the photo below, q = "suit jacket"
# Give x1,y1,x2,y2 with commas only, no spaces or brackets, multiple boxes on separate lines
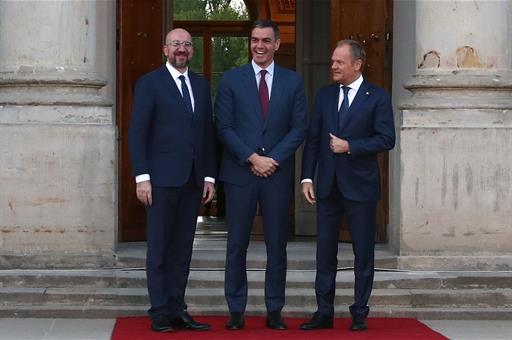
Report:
215,63,308,186
301,79,395,202
128,65,216,188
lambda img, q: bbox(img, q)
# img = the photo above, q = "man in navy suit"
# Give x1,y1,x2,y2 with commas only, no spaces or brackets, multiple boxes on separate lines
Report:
128,28,216,333
299,40,395,331
215,20,307,330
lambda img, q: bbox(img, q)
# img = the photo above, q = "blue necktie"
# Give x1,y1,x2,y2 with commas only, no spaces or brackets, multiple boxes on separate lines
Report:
338,86,350,129
178,75,193,113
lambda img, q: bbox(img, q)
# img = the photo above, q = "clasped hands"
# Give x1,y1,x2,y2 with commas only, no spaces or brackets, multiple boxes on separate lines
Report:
249,153,279,178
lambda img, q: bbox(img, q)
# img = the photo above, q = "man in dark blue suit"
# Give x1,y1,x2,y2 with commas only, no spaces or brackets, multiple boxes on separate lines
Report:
299,40,395,331
128,28,216,333
215,20,307,330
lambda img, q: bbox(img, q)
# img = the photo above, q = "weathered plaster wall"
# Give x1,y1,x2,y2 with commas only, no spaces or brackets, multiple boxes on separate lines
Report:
0,1,116,268
0,125,115,253
397,0,512,270
416,0,511,70
391,0,416,255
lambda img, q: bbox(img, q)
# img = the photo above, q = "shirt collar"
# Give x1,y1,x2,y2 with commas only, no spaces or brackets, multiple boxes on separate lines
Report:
166,61,189,81
252,60,274,77
341,74,363,92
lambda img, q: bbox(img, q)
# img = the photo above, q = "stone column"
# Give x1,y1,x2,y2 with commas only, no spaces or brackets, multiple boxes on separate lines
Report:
0,1,115,268
398,0,512,270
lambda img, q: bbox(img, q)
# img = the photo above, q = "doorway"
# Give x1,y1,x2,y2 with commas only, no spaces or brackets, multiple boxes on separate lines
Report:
116,0,393,242
117,0,256,241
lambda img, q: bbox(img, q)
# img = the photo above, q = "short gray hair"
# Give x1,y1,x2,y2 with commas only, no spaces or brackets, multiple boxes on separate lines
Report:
336,39,366,65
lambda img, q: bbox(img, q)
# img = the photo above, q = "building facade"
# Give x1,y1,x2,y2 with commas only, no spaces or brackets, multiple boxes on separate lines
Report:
0,0,511,270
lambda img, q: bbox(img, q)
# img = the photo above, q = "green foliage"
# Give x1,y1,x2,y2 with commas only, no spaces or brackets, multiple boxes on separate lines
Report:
174,0,248,20
175,0,250,98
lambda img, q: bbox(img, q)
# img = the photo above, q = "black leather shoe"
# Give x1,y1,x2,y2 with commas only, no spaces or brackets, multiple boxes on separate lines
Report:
349,317,368,331
151,315,173,332
300,312,334,330
226,312,244,330
266,311,288,330
170,312,210,331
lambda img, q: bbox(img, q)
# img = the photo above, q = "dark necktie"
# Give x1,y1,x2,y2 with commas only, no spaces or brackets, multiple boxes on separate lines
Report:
259,69,269,118
338,86,350,128
178,75,193,113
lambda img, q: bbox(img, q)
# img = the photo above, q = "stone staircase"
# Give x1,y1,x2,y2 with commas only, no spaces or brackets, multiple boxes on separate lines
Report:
1,239,512,319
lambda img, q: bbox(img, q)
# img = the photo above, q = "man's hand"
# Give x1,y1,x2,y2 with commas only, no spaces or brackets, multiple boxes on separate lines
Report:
248,153,279,177
202,181,215,205
302,182,316,205
329,133,350,154
136,180,152,206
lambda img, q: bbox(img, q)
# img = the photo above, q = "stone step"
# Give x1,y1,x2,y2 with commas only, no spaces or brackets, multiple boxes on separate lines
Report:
0,304,511,320
114,241,398,270
116,253,399,271
1,286,512,308
2,269,512,290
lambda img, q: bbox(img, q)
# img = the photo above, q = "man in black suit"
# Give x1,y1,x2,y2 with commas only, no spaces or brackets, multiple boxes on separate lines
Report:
128,28,216,333
299,40,395,331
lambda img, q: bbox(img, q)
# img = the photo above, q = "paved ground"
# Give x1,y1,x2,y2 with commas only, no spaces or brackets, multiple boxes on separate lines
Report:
0,318,511,340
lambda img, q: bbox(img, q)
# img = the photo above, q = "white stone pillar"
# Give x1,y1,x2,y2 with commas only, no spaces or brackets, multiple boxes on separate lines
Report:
0,1,115,268
398,0,512,270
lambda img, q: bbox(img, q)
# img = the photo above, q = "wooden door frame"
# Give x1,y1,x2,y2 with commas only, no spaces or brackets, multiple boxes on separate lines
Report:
331,0,393,242
116,0,257,241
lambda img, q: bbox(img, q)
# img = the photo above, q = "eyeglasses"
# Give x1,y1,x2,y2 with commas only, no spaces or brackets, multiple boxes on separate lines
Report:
167,40,193,48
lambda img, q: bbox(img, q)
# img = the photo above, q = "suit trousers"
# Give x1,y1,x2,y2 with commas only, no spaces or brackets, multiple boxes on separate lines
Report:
224,177,291,313
145,173,202,319
315,181,376,319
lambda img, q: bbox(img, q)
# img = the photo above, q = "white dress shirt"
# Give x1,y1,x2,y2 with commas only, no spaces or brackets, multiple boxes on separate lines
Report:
166,62,195,111
252,59,275,99
337,74,363,110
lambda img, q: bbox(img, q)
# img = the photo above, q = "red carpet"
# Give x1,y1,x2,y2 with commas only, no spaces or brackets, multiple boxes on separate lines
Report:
112,316,447,339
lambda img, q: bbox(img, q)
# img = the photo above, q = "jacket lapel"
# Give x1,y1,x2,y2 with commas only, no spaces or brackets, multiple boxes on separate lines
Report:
329,84,341,135
160,65,193,117
264,65,281,129
242,64,265,126
339,79,371,130
189,71,201,121
160,66,181,98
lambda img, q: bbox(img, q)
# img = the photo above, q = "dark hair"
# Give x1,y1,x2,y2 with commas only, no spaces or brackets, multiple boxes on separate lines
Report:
252,19,280,40
336,39,366,65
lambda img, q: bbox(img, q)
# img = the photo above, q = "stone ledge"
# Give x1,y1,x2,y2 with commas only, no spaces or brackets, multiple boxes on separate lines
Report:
401,108,512,128
0,105,113,124
0,253,115,270
0,68,111,106
404,70,512,90
400,70,512,111
397,255,512,271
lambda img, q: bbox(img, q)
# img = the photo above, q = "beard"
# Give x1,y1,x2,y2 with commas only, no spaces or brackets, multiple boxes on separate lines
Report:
171,51,190,69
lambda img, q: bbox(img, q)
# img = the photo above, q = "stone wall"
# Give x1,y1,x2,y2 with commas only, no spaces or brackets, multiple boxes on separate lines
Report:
0,1,116,268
